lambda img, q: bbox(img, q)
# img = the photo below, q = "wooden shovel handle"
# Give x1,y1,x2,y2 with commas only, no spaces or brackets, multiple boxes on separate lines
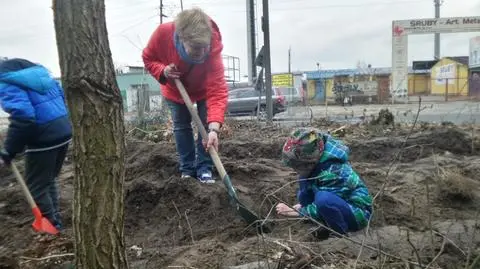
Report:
11,162,37,209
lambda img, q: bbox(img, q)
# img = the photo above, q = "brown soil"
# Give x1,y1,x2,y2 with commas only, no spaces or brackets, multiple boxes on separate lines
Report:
0,121,479,269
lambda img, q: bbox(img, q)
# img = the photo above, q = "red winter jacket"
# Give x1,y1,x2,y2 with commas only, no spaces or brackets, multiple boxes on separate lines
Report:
142,19,228,124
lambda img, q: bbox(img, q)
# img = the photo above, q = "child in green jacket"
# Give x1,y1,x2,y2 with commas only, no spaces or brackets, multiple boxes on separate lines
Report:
276,127,373,239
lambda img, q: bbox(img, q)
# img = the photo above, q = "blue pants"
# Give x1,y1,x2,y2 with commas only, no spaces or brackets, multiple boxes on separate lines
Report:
166,99,212,177
313,191,359,234
25,144,68,230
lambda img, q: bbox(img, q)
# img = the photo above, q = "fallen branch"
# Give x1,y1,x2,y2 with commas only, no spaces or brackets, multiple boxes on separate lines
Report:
19,253,74,264
329,125,347,134
184,210,195,243
431,230,466,257
261,195,423,267
406,229,423,267
269,239,294,256
126,126,168,136
425,237,447,269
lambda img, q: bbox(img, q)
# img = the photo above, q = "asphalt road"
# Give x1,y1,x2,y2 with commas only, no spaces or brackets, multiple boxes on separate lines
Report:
1,101,479,132
270,100,480,125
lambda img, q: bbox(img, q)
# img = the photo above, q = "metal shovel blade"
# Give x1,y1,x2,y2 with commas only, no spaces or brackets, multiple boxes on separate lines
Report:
11,163,59,235
31,206,59,235
223,175,272,233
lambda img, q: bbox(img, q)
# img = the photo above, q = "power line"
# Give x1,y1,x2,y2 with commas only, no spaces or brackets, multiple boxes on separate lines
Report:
113,15,158,36
107,0,157,11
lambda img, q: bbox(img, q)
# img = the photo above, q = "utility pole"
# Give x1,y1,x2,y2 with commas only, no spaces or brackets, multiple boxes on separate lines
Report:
180,0,183,11
246,0,257,85
434,0,442,59
262,0,272,122
288,46,291,73
288,46,293,89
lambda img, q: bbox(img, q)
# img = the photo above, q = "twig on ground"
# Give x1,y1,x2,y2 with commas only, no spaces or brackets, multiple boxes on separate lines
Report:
172,201,183,237
410,196,415,218
465,213,480,269
262,195,423,267
260,178,306,208
167,266,198,269
126,127,167,136
425,181,434,249
406,229,423,267
329,125,347,134
431,230,466,256
403,143,434,151
19,253,74,263
375,230,385,269
425,237,447,269
469,254,480,269
184,210,195,243
269,240,295,256
172,201,182,218
354,96,425,268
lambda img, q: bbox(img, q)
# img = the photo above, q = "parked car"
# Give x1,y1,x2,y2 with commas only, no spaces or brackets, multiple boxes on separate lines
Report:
273,86,304,105
227,87,286,117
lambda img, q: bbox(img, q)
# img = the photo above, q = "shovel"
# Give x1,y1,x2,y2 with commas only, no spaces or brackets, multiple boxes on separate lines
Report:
174,79,271,233
10,162,59,235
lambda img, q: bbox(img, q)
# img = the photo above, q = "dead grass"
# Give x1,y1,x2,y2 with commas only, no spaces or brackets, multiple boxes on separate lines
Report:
436,167,479,202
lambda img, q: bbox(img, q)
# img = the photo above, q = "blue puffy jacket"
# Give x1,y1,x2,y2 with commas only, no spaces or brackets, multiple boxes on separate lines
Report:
0,58,72,156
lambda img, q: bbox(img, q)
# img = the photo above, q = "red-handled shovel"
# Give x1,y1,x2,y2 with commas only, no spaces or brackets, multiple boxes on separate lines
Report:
10,162,59,235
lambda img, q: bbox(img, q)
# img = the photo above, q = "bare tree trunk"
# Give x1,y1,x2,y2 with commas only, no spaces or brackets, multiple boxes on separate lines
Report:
52,0,129,268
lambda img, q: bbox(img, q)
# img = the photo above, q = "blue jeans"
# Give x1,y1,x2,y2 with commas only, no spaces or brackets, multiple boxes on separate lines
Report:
313,191,359,234
166,99,213,177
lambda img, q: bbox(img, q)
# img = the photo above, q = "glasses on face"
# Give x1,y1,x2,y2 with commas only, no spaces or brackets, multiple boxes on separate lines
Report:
183,42,210,59
184,42,210,50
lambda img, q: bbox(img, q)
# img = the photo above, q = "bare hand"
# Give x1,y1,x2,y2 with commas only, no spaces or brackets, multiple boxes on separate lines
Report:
276,203,301,217
163,63,181,79
204,131,219,152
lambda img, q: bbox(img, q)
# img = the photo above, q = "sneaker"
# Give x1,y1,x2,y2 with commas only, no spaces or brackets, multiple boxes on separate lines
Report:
181,173,194,179
197,170,215,184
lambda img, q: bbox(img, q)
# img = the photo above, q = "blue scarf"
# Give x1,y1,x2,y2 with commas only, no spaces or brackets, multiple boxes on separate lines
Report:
174,31,209,65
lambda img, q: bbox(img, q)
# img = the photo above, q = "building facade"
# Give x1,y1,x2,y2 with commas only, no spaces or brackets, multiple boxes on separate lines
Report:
430,57,470,96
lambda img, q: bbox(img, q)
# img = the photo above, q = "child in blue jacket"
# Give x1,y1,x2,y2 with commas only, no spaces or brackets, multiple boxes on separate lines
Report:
276,127,373,239
0,58,72,231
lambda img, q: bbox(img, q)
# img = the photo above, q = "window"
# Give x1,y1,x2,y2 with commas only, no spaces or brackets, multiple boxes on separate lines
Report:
229,90,240,99
275,87,297,96
237,89,259,98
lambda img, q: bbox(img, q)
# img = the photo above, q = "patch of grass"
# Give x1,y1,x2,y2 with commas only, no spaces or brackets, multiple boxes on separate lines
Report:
436,167,479,202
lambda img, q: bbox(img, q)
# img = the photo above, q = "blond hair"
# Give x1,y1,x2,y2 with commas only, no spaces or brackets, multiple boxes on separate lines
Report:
174,7,212,45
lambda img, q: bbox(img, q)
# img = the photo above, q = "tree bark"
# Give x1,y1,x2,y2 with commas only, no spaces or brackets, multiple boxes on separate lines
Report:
52,1,129,268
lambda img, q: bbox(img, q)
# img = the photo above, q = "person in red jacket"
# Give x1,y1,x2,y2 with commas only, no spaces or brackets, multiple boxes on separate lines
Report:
142,7,228,184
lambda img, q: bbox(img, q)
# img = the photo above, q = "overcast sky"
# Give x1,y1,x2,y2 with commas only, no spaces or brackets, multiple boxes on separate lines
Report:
0,0,479,79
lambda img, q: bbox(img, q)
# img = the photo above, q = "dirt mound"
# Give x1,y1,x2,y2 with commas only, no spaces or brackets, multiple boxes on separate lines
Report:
349,127,477,163
124,177,246,246
220,139,285,160
126,139,180,181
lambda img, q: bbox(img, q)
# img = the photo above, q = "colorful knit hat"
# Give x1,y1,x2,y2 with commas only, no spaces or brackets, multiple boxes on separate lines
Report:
281,127,325,168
